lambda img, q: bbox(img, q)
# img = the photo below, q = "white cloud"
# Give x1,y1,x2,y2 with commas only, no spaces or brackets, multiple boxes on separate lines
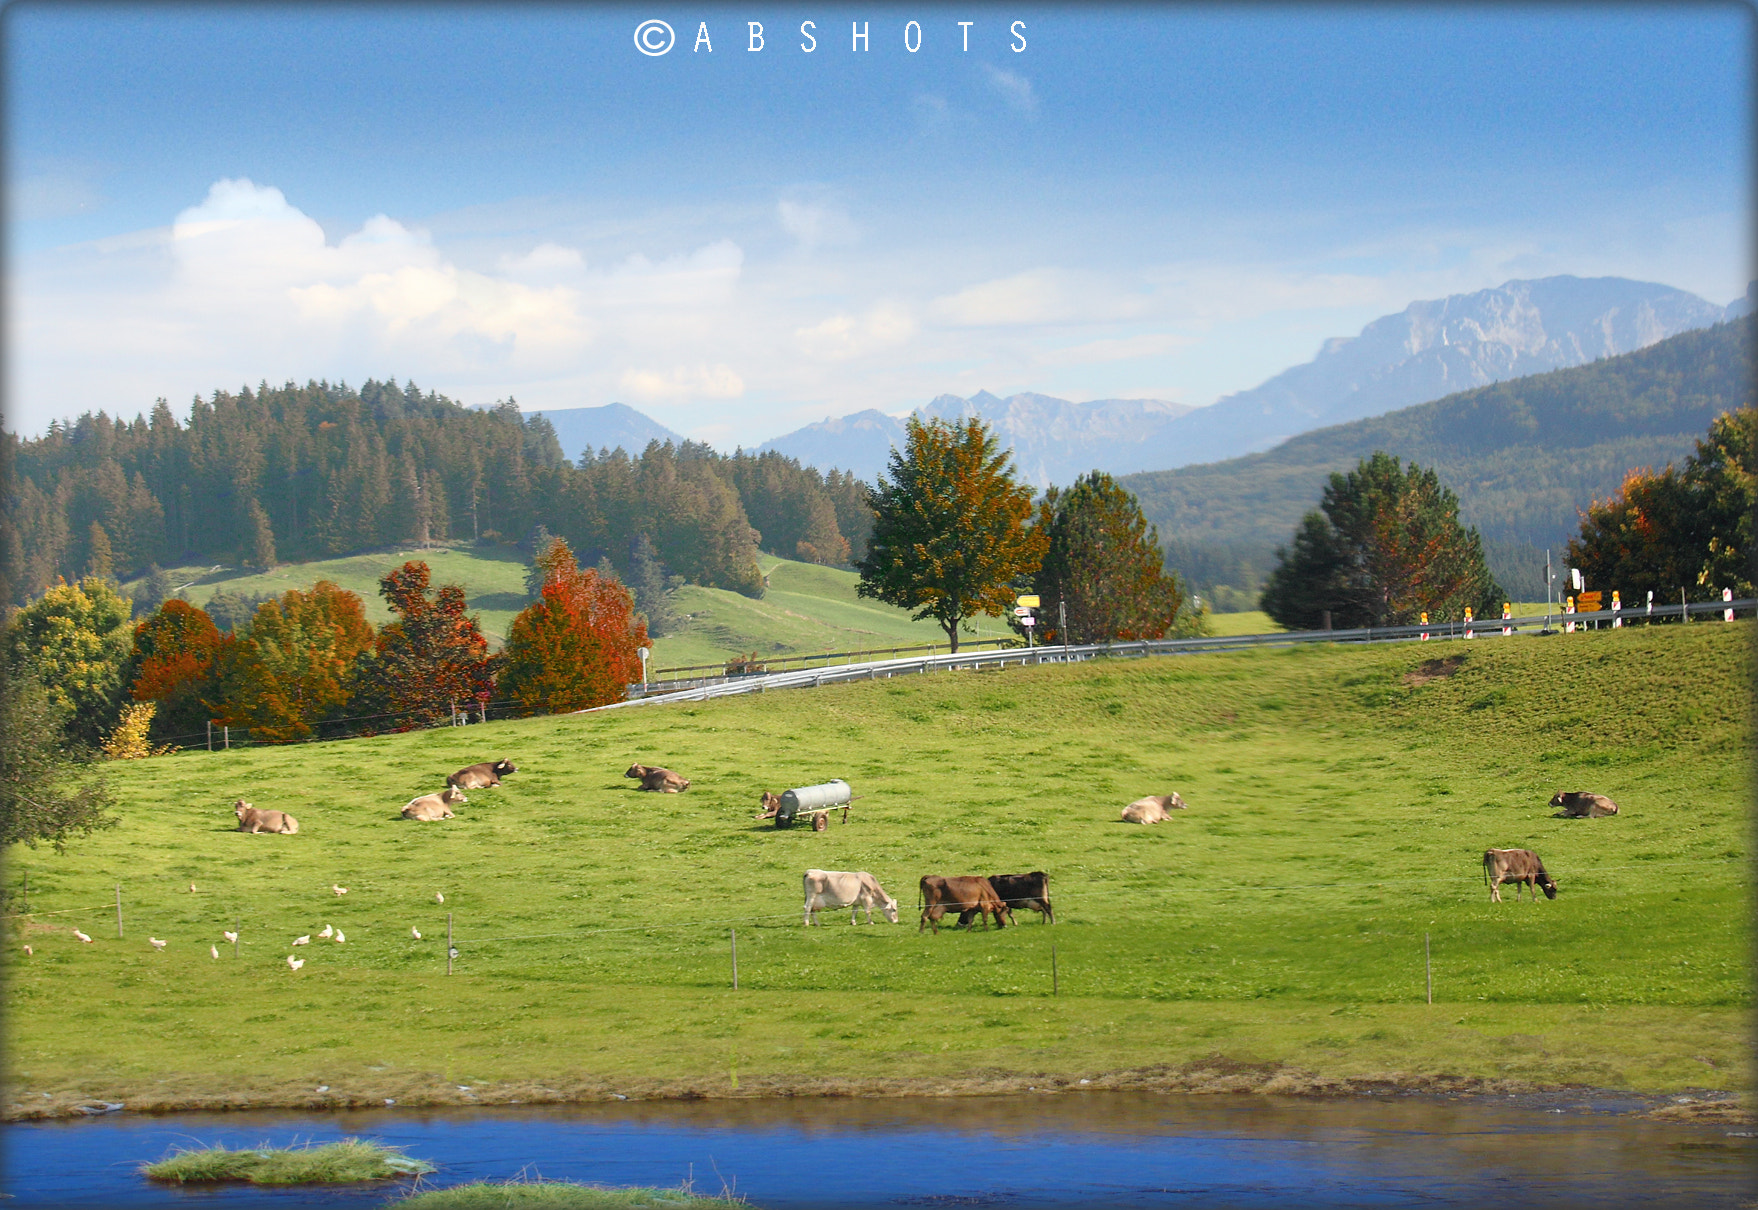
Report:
794,303,917,360
619,363,745,402
778,194,857,250
984,66,1037,115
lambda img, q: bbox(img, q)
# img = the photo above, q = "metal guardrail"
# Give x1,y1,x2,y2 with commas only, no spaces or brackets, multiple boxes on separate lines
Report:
585,599,1754,714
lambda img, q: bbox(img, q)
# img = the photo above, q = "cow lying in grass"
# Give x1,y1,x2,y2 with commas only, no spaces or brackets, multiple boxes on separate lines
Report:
402,786,466,821
1550,791,1618,818
235,800,299,834
1121,793,1186,824
448,759,516,789
626,764,690,792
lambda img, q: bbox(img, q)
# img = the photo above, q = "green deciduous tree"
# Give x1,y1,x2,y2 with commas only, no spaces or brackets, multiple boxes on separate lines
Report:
3,577,135,745
1027,471,1185,644
857,417,1047,652
0,668,118,850
500,538,648,713
1568,407,1757,600
1260,452,1502,629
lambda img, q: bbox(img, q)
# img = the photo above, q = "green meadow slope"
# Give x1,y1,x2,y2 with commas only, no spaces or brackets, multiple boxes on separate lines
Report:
7,623,1750,1116
139,550,1011,669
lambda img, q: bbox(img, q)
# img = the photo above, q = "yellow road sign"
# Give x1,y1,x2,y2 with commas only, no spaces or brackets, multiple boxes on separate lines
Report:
1016,595,1040,608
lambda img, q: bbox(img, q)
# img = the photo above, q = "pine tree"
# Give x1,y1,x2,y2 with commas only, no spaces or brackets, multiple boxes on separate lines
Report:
245,499,277,569
1029,472,1183,643
1260,452,1501,629
857,417,1046,652
627,533,678,637
86,522,115,580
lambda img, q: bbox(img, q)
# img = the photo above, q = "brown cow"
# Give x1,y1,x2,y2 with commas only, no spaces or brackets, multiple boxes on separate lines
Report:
1121,793,1186,824
626,764,691,792
987,871,1053,923
1482,848,1558,902
448,759,516,789
1550,791,1618,818
919,875,1011,933
234,800,299,834
402,786,467,821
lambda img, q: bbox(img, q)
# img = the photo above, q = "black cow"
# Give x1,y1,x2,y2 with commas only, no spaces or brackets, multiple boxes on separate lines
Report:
987,871,1053,923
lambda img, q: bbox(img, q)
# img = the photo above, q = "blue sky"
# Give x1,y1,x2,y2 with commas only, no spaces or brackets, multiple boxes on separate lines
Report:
6,4,1751,446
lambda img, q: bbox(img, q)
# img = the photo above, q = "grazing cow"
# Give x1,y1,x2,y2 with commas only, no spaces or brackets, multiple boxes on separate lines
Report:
802,869,900,926
756,790,783,820
919,875,1012,933
626,764,691,792
234,800,299,834
1121,793,1186,824
1482,848,1558,902
1550,791,1619,818
448,759,517,790
987,871,1054,923
402,786,466,820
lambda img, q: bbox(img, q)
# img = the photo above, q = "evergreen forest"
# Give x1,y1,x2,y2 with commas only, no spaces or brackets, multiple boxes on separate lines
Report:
1,381,873,607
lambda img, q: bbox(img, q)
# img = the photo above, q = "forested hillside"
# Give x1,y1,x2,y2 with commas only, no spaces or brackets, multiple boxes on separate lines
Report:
1,381,871,607
1129,317,1754,601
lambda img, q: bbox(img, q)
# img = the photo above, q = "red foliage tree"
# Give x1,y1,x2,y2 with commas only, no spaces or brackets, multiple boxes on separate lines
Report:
500,539,649,714
361,561,496,726
129,599,227,741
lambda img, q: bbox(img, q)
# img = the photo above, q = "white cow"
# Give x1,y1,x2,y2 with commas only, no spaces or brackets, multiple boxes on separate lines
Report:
802,869,899,926
1121,792,1186,824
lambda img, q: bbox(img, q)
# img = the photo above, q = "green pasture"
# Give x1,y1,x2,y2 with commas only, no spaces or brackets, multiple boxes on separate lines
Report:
7,622,1751,1111
133,549,1011,667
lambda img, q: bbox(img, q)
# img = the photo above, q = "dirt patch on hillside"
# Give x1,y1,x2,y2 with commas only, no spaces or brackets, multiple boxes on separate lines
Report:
1404,656,1466,686
9,1061,1748,1124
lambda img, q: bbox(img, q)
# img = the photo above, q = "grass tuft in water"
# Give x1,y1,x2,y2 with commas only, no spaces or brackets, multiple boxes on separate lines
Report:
394,1178,746,1208
141,1138,434,1185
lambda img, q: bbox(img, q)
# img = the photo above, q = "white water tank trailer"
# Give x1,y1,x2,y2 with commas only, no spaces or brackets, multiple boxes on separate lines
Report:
775,780,853,829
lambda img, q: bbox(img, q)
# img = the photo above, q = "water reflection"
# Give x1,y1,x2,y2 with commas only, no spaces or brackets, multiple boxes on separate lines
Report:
5,1092,1750,1208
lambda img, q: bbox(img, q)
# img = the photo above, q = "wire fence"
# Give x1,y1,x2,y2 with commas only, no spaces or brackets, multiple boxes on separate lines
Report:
602,599,1758,712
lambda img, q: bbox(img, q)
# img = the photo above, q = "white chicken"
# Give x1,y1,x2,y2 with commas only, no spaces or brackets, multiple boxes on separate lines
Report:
287,955,304,971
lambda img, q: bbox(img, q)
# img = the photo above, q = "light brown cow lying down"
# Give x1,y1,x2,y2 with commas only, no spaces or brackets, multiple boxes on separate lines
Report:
756,790,782,819
402,786,467,820
235,800,299,834
626,763,690,792
1550,791,1619,818
1121,793,1187,824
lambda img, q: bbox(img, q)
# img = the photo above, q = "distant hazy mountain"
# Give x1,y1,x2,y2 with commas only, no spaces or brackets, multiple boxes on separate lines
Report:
1154,276,1732,467
758,392,1192,486
1123,316,1754,599
761,276,1735,484
526,403,685,464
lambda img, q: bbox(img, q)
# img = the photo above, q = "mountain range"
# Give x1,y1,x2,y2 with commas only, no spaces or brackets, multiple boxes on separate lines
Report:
525,402,686,464
1125,315,1753,600
755,276,1746,482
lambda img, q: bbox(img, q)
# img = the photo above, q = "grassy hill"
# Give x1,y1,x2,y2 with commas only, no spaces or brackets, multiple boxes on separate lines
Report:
7,622,1749,1117
132,549,1015,670
1129,317,1754,599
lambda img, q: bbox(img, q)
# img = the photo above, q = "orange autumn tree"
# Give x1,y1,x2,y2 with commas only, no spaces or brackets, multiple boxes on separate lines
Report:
500,537,648,714
215,581,375,742
129,598,227,741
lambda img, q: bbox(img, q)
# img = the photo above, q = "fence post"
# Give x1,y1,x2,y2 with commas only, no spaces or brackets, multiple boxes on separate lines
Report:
223,725,230,750
730,928,738,990
1425,933,1432,1005
447,913,454,975
115,884,123,938
207,720,212,751
1051,942,1058,997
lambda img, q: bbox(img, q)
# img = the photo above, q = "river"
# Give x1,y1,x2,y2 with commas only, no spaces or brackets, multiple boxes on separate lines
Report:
4,1091,1751,1208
